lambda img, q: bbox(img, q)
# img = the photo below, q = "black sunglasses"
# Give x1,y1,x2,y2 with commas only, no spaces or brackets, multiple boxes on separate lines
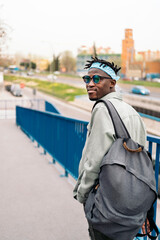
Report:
82,75,112,84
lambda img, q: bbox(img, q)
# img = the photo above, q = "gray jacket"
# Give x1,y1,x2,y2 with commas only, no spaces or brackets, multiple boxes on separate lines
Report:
73,92,147,204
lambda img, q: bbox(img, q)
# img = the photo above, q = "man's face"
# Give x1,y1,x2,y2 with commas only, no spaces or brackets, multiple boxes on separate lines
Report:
86,68,116,101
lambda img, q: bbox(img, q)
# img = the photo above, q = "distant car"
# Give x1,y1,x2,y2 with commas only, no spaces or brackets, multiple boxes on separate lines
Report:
20,72,27,77
27,71,34,76
5,84,11,91
11,84,22,97
153,78,160,83
131,86,150,95
54,71,60,75
47,74,57,81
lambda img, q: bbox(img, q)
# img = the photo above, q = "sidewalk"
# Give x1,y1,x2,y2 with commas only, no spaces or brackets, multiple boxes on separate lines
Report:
0,119,89,240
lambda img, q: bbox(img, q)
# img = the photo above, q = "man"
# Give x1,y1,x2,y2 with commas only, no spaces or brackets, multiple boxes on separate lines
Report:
73,57,147,240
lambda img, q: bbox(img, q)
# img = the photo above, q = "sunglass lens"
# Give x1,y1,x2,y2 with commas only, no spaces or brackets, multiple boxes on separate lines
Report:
93,75,100,83
83,76,90,83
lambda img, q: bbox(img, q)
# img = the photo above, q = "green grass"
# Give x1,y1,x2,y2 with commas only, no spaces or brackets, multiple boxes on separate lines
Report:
4,75,87,101
4,74,160,102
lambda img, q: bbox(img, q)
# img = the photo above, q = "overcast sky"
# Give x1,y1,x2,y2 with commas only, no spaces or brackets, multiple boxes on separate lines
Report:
1,0,160,58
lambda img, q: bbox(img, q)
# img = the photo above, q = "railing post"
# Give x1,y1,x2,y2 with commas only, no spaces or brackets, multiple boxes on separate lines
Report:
52,158,56,164
60,170,68,178
155,144,160,192
65,170,68,177
153,143,160,228
148,141,152,155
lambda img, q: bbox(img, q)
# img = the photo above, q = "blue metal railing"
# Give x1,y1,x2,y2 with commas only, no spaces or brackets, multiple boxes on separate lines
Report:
45,101,60,114
16,105,160,181
16,105,160,238
16,106,88,179
147,135,160,195
139,112,160,122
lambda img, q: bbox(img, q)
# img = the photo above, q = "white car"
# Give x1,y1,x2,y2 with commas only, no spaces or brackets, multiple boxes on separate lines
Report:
47,74,57,81
11,84,22,97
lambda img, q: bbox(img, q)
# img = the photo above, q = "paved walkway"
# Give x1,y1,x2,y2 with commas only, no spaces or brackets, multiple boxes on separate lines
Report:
0,119,89,240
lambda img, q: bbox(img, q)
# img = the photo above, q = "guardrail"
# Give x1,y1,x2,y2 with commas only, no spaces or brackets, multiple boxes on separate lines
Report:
45,100,60,114
16,106,88,179
16,105,160,237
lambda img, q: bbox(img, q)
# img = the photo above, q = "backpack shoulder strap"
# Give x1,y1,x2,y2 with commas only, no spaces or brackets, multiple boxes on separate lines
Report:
92,99,130,139
136,218,159,239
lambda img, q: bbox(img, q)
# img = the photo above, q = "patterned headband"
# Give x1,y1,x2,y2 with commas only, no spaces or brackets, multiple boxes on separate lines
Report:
89,62,120,81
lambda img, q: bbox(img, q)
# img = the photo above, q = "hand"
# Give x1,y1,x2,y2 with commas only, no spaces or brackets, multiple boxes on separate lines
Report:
142,218,150,234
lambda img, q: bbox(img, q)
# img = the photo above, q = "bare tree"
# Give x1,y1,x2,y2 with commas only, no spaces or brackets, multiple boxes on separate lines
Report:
60,51,76,73
0,5,11,61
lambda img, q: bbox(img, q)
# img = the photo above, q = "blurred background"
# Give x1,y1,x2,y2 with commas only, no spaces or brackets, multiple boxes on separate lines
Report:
0,0,160,81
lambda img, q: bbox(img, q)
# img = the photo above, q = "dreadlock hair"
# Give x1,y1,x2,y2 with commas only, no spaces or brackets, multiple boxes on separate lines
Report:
84,56,121,75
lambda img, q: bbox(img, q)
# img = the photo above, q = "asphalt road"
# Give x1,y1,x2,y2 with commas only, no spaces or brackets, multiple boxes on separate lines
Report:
33,74,160,99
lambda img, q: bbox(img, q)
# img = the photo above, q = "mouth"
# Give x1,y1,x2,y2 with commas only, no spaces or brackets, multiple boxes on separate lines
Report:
87,88,97,94
87,89,98,100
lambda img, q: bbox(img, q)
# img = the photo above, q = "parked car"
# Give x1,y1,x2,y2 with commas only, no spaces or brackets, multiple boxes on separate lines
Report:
20,72,27,77
11,84,22,97
131,86,150,95
5,84,11,91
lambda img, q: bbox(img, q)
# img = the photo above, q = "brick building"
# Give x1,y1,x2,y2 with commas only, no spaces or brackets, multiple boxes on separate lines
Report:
121,29,160,79
121,29,135,76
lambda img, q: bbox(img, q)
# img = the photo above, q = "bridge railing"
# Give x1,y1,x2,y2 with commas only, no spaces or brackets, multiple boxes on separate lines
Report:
16,106,160,235
16,106,88,179
45,100,61,114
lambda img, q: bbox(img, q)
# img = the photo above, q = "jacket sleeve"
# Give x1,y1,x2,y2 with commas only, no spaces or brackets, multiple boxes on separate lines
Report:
73,105,115,204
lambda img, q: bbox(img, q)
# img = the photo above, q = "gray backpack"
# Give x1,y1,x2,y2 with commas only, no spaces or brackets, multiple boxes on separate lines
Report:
84,99,158,240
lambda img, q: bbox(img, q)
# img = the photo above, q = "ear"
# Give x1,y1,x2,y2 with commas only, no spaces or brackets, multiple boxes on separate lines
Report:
110,79,116,88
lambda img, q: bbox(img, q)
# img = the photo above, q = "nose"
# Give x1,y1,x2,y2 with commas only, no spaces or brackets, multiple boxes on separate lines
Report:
87,79,95,87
